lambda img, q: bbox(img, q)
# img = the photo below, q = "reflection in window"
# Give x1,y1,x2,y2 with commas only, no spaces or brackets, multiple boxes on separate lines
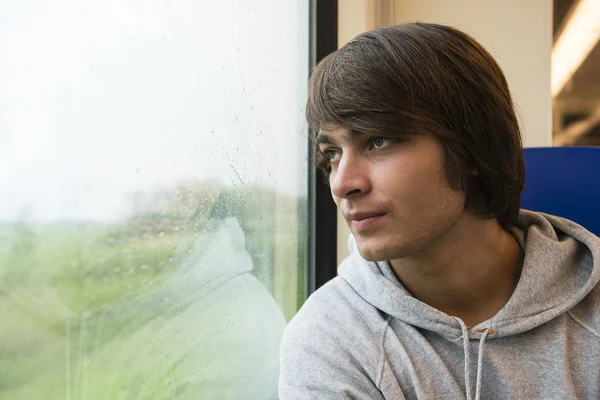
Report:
0,1,309,398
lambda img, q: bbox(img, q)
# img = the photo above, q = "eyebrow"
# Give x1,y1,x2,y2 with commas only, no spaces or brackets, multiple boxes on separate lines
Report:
315,134,333,145
315,129,362,145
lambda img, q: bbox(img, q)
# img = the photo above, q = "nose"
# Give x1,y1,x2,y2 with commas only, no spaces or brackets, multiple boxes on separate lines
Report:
330,153,371,199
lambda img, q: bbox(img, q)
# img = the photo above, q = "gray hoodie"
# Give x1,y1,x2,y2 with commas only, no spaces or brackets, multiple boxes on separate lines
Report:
280,210,600,399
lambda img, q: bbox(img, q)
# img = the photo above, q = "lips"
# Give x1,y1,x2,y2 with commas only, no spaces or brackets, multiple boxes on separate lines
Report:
346,211,386,221
345,211,387,232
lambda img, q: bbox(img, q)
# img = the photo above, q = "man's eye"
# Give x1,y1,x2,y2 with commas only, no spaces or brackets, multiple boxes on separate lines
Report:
324,149,341,162
372,137,396,150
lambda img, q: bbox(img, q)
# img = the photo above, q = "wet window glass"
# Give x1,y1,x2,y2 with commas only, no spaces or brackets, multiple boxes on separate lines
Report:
0,1,309,398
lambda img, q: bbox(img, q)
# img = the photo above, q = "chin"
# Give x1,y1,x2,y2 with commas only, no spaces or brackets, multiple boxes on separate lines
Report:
356,239,407,262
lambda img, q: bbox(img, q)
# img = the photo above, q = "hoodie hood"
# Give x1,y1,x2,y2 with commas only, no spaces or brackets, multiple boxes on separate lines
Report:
338,209,600,339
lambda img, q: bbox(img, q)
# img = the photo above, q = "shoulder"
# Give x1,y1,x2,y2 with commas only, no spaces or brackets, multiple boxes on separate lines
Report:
283,275,388,345
281,275,389,374
279,277,389,399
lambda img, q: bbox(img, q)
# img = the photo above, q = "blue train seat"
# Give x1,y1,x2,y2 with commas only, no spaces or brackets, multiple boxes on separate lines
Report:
521,147,600,236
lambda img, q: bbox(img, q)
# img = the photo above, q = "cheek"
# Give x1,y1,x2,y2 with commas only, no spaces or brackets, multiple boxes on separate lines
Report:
381,158,465,212
378,157,446,194
415,172,466,211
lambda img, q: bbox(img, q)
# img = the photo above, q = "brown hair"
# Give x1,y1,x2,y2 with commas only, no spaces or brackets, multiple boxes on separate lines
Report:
307,22,524,229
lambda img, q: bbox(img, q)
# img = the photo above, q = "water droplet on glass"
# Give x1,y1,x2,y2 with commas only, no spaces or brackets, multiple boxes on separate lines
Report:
228,320,234,326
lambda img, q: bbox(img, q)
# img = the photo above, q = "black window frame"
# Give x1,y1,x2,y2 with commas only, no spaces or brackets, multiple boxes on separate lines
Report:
308,0,339,294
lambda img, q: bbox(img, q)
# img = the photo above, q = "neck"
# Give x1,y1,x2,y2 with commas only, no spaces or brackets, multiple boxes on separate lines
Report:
389,213,524,327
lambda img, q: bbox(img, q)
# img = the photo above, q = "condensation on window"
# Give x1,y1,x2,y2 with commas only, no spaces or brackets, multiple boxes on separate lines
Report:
0,1,309,398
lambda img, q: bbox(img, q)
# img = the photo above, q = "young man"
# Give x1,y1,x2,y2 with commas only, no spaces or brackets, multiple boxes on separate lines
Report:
280,23,600,399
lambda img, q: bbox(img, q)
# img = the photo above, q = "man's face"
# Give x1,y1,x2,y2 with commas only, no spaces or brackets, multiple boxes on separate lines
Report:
317,125,467,261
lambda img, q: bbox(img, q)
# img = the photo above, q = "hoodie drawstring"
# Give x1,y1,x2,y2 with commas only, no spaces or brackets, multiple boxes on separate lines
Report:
454,318,493,400
475,328,491,399
456,319,473,400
